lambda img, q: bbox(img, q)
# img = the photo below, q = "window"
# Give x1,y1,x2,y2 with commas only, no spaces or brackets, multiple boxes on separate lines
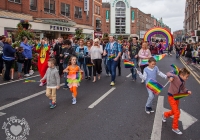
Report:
30,0,37,10
61,3,70,17
44,0,55,14
115,1,126,34
74,6,82,18
8,0,21,3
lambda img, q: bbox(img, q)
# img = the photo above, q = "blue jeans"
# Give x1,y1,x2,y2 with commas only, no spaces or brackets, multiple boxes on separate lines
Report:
103,57,109,74
17,62,23,73
130,58,137,80
176,51,180,58
146,88,155,107
107,59,118,82
63,63,68,88
78,61,88,77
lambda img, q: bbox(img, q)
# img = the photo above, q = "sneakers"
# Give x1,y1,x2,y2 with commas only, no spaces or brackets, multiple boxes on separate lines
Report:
29,70,34,75
162,112,166,122
85,77,88,80
39,82,46,86
108,74,111,77
49,100,52,106
63,86,68,90
145,107,151,114
24,74,30,77
149,107,154,113
72,98,77,105
141,79,144,83
172,129,183,135
50,103,56,109
88,76,91,80
110,81,115,86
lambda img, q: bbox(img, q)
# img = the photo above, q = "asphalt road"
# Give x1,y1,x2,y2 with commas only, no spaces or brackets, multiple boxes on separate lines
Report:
0,54,199,140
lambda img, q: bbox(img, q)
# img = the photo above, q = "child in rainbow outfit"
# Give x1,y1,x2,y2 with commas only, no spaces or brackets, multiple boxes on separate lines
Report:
137,57,167,114
63,56,83,105
162,68,191,135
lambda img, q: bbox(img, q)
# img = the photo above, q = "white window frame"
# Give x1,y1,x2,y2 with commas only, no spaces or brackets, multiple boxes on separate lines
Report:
8,0,21,4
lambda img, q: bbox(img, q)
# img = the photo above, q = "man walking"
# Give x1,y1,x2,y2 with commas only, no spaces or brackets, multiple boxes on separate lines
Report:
0,35,6,76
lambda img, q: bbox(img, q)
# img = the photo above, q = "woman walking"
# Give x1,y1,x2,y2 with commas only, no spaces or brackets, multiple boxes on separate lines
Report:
90,38,103,82
86,40,93,80
2,38,16,81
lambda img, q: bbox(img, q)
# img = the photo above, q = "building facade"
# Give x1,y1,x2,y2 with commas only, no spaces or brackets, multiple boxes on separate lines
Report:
0,0,95,39
184,0,200,42
173,29,185,42
102,0,171,39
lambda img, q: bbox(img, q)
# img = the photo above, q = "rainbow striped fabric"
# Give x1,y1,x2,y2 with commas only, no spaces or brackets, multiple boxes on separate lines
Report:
76,72,83,82
124,60,134,68
140,59,149,66
146,79,163,95
153,54,166,62
173,93,189,100
170,64,179,75
108,54,116,59
24,80,36,83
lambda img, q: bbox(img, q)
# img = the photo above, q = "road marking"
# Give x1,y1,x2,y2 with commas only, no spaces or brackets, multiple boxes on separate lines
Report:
0,75,40,86
88,87,116,108
0,83,64,111
151,96,164,140
180,58,200,84
0,112,6,116
126,73,131,78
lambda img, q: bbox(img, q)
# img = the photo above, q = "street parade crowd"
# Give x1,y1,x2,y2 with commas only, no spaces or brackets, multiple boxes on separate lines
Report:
0,34,200,135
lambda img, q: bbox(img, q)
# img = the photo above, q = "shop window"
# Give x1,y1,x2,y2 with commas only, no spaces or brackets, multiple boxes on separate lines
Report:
61,3,70,17
8,0,21,3
44,0,55,14
74,6,82,19
30,0,37,10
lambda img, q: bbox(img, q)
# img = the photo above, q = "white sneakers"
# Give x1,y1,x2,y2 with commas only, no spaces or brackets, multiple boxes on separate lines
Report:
24,74,30,77
162,112,166,122
29,70,34,75
141,79,144,83
72,98,77,105
172,129,183,135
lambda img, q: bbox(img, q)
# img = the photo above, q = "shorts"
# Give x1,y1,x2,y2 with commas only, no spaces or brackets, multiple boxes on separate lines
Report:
17,62,23,73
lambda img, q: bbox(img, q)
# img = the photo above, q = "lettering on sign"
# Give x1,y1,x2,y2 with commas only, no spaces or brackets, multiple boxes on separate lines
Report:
50,25,70,32
84,0,89,11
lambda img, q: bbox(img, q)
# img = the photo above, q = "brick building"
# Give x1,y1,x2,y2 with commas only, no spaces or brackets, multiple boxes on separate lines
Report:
173,29,185,42
0,0,97,40
102,0,171,39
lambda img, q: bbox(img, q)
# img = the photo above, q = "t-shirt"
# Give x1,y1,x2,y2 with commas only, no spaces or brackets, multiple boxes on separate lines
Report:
129,44,139,59
0,41,3,55
78,48,84,62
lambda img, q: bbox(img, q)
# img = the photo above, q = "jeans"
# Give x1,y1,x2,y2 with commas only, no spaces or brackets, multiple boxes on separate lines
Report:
130,58,137,80
176,51,180,58
107,59,118,82
78,61,88,77
4,60,13,81
63,63,68,88
24,59,32,74
146,88,155,107
103,57,109,74
87,66,92,77
17,62,23,73
0,54,3,73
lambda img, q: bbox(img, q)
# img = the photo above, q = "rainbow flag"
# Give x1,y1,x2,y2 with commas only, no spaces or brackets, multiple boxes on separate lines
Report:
140,59,148,66
180,49,185,56
76,72,83,82
170,64,179,75
24,80,36,83
173,93,189,100
153,54,166,62
108,54,116,59
124,60,134,68
146,79,164,95
87,64,93,67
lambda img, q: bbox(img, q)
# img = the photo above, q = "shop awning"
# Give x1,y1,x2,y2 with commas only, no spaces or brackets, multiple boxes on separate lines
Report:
35,18,76,27
0,10,33,21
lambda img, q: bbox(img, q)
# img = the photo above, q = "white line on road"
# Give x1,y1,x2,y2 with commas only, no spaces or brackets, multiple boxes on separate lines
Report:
0,75,40,86
0,112,6,116
88,87,116,109
126,73,132,78
0,83,64,111
151,96,164,140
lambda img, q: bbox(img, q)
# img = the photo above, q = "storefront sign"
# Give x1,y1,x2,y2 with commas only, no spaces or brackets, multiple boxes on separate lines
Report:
112,0,129,8
94,32,102,37
106,10,109,22
131,11,135,23
84,0,89,11
50,25,70,32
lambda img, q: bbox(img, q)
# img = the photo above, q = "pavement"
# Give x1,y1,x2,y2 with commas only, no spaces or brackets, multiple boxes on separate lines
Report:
0,53,199,140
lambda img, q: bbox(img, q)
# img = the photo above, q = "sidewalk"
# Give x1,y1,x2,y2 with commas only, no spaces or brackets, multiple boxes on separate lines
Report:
180,56,200,71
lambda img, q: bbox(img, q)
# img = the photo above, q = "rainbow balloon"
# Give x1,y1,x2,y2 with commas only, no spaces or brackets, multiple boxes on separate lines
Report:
153,54,166,62
173,93,189,100
124,60,134,68
144,27,173,47
146,79,163,95
171,64,179,75
140,59,149,66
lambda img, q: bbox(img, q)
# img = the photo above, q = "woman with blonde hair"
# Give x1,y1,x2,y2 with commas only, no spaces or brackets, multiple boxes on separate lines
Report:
2,38,16,81
90,38,103,82
138,42,152,83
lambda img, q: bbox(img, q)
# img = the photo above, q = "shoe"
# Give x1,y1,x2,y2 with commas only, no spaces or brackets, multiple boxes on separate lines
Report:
108,74,111,77
149,107,154,113
50,103,56,109
39,82,46,86
49,100,52,106
132,78,136,82
106,74,109,77
110,81,115,86
0,73,2,76
24,74,30,77
145,107,151,114
172,129,182,135
88,76,91,80
141,79,144,83
162,112,166,122
72,98,77,105
85,77,88,80
63,86,68,90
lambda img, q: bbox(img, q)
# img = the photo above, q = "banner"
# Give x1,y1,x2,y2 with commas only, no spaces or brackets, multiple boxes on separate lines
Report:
106,10,109,22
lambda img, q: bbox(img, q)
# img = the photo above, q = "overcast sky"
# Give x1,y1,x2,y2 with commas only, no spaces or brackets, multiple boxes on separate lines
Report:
102,0,185,32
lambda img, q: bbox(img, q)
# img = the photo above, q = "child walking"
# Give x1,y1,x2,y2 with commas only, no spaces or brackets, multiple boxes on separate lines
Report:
63,56,82,105
16,47,25,79
40,58,60,109
137,57,167,114
162,68,191,135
